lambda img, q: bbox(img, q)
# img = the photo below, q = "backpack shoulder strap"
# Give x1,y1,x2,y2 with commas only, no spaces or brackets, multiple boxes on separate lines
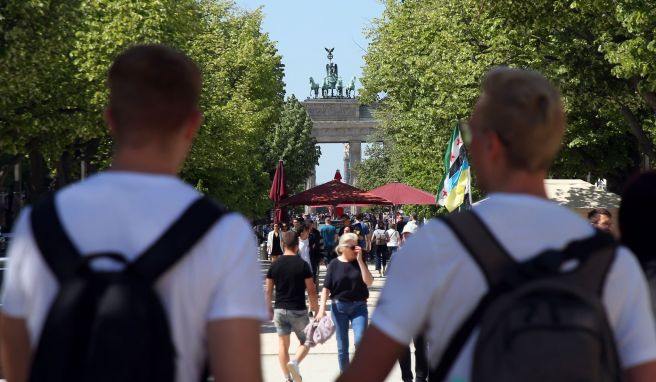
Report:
130,196,226,285
558,230,617,295
430,211,516,382
30,193,82,282
440,211,516,287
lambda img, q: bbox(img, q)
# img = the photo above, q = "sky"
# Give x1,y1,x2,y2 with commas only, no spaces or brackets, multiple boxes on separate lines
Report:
234,0,385,185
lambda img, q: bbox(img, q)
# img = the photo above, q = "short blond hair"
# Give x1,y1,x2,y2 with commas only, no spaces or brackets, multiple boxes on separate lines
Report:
479,67,565,171
335,233,358,255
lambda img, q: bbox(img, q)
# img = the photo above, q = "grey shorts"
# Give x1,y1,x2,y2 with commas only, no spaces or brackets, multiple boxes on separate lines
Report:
274,309,309,342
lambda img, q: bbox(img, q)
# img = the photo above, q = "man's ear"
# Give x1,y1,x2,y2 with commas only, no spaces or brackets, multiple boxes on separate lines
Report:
104,108,117,137
183,110,203,140
487,131,506,164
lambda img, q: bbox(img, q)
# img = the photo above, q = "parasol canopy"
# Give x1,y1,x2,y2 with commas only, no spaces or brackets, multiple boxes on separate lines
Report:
368,182,436,205
279,180,393,207
269,160,288,201
269,160,288,223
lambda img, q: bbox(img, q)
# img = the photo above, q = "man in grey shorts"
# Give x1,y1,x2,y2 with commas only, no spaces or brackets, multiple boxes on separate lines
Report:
266,231,319,382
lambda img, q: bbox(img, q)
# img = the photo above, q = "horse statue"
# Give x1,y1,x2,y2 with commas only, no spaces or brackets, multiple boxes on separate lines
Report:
309,77,320,98
345,76,356,98
322,77,330,97
337,78,344,97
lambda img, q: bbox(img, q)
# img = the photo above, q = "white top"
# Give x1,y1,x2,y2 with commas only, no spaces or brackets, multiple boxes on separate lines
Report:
1,172,267,382
298,238,311,268
267,230,283,255
386,229,400,247
372,193,656,381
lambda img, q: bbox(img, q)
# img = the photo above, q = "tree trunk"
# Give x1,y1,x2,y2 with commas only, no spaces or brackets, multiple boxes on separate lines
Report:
639,90,656,114
55,149,73,189
26,148,50,204
83,138,101,175
620,105,656,163
0,154,21,191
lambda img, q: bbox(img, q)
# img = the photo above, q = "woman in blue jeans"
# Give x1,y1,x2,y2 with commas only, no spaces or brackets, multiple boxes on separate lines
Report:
317,232,374,372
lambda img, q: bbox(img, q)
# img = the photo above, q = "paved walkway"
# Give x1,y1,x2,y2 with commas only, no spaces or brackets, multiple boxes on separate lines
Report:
259,258,411,382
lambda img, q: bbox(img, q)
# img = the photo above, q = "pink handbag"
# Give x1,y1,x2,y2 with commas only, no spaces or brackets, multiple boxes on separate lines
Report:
303,315,335,347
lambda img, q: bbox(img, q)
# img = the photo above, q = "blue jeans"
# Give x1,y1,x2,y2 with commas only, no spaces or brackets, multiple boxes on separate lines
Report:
331,300,368,371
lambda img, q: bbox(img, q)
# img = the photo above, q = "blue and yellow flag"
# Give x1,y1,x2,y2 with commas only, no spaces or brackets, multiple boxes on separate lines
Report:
437,126,471,211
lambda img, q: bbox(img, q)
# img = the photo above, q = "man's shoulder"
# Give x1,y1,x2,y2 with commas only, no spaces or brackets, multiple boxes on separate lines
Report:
272,256,308,273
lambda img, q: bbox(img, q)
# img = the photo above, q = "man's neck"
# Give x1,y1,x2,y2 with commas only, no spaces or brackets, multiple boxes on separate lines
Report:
488,171,548,198
283,250,296,256
111,146,181,175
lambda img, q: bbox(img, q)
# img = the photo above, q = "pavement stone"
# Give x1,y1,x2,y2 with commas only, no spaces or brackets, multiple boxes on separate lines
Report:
259,259,413,382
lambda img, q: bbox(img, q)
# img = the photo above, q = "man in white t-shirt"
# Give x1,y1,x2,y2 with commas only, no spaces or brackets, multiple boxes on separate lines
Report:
338,67,656,382
0,45,266,382
296,222,312,269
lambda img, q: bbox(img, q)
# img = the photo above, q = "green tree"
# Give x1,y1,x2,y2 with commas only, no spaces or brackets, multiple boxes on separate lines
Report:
1,0,287,219
359,0,656,197
0,0,200,201
352,128,401,191
360,0,506,197
262,96,321,194
181,1,285,217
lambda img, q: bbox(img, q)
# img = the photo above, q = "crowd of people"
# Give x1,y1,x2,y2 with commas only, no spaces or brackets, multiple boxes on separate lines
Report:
265,210,424,381
1,43,656,382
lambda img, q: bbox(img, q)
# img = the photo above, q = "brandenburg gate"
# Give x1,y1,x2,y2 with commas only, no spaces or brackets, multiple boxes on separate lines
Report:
302,48,379,190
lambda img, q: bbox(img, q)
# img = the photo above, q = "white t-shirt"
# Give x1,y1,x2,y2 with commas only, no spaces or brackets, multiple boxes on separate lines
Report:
372,193,656,381
1,172,267,382
386,229,400,247
298,238,311,268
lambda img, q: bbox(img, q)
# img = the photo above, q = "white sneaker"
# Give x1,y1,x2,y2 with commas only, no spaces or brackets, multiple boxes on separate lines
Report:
287,360,302,382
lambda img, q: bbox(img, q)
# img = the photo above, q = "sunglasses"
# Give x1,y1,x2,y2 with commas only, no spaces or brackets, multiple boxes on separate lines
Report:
346,245,357,250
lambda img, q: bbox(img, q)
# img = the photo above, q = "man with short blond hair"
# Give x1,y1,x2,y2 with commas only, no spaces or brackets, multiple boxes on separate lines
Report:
339,67,656,382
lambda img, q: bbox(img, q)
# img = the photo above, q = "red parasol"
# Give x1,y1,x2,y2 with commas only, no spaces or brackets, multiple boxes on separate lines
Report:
368,182,436,205
279,180,393,207
269,160,288,223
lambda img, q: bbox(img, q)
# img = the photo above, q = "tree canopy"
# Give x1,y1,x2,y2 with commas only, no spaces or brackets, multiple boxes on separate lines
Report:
1,0,313,221
358,0,656,199
262,96,321,194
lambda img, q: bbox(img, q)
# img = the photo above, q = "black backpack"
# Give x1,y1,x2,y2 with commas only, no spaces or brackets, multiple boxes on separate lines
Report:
28,194,225,382
430,211,622,382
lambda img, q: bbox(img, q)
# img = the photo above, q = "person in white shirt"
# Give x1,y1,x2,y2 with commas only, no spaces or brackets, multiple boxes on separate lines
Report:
296,222,312,269
372,222,389,277
0,45,266,382
386,222,401,260
267,222,284,261
338,67,656,382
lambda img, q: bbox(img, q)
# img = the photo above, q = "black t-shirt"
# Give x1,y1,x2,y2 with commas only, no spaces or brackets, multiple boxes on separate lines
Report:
323,259,369,302
396,219,407,235
266,255,313,310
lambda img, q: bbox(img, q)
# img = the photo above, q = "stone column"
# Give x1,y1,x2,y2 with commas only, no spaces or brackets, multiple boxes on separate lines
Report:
348,141,362,215
348,140,361,186
304,168,316,215
343,143,350,185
